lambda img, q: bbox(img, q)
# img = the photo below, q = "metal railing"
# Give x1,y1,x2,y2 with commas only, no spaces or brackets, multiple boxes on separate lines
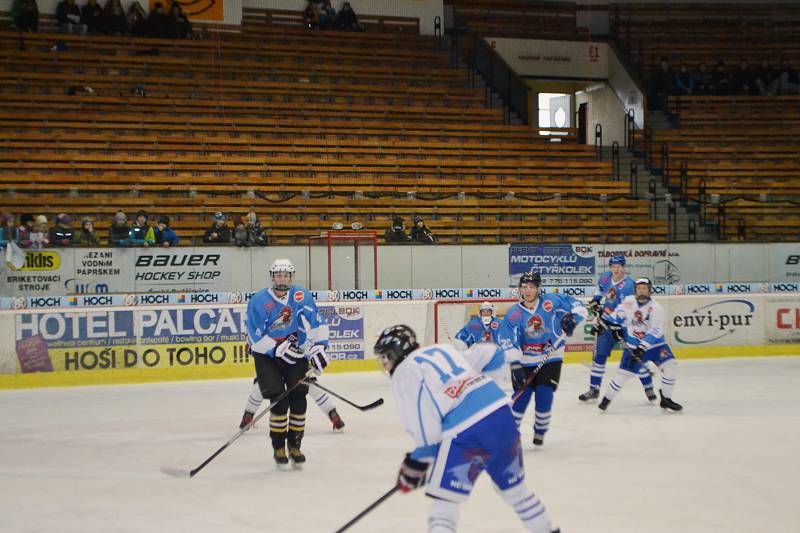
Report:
469,36,529,125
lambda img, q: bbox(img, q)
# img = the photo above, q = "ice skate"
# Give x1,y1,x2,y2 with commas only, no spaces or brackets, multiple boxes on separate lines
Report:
288,446,306,469
239,410,255,430
578,387,599,402
644,387,657,402
273,447,290,470
328,408,345,432
532,433,544,447
659,390,683,412
598,397,611,411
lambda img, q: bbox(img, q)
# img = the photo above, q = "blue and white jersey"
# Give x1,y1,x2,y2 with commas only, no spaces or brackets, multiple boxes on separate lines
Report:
392,343,509,461
245,285,329,357
606,295,667,351
592,272,635,316
455,317,502,348
498,294,587,366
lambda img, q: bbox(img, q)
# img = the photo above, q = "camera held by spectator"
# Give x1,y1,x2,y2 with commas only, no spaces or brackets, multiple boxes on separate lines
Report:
385,216,410,243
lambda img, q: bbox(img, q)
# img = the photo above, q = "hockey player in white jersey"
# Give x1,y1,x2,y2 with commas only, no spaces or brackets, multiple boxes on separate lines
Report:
374,324,560,533
593,277,683,412
239,378,345,432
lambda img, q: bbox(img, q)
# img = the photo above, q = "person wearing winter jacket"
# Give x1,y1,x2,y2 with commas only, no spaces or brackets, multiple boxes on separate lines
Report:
154,215,179,247
49,213,74,247
74,217,100,246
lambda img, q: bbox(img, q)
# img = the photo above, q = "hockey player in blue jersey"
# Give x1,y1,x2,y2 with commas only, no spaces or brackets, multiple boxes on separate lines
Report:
374,325,560,533
594,277,683,412
453,301,501,349
499,271,587,446
245,258,331,468
579,255,656,402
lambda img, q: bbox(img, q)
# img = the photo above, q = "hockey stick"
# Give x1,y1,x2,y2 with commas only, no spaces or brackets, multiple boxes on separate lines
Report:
333,485,399,533
160,376,311,479
308,380,384,411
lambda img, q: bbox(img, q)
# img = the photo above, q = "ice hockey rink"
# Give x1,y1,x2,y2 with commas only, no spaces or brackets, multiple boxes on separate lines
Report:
1,356,799,533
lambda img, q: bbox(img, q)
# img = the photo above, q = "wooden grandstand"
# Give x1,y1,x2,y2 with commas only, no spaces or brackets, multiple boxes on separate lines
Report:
1,11,663,245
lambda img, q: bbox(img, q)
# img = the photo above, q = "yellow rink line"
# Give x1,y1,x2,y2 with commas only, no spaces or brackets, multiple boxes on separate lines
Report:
1,345,799,390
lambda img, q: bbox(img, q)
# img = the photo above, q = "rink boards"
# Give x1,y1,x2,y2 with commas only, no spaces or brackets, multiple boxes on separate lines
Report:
1,293,799,388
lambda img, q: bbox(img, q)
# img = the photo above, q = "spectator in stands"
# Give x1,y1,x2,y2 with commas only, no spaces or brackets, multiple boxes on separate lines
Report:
154,215,179,247
384,216,409,243
168,3,193,39
0,213,14,249
712,61,732,96
56,0,87,34
109,211,132,246
127,1,147,36
11,0,39,32
129,210,155,247
776,59,799,95
232,216,251,247
410,214,436,244
74,217,100,246
146,2,171,39
245,211,268,246
303,1,320,29
30,215,50,248
754,59,777,96
81,0,109,34
695,63,712,95
674,64,695,96
733,60,755,95
16,214,35,248
104,0,128,35
204,212,232,244
49,213,74,247
648,56,673,111
318,0,335,29
335,1,362,31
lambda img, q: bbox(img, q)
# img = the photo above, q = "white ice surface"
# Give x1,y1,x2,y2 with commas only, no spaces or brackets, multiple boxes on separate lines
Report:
1,357,800,533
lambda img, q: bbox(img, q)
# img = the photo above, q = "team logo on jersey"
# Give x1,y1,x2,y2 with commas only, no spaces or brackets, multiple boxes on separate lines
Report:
293,291,304,303
490,321,499,330
607,287,617,300
268,306,293,332
525,315,548,337
482,331,492,342
659,348,669,360
542,300,553,312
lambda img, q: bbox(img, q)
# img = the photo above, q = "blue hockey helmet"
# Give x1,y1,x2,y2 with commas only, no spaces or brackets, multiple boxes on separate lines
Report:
609,255,626,267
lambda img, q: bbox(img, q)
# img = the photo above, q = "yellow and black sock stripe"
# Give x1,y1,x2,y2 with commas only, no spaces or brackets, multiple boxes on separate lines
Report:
270,413,289,435
288,412,306,433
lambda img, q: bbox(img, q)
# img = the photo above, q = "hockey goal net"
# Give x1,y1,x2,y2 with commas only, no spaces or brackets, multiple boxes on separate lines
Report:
307,231,378,290
433,298,518,343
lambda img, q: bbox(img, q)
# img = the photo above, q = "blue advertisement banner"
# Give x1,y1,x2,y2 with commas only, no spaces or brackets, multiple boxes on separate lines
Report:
318,305,365,360
509,244,596,286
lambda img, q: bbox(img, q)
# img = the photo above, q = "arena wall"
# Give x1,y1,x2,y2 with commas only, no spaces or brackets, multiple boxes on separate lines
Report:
1,294,798,389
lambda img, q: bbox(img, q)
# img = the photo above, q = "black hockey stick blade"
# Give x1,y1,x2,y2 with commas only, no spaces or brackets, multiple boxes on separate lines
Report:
310,381,384,411
333,485,399,533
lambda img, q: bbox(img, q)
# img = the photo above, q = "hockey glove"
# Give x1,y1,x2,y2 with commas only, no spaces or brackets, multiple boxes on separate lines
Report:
510,363,527,392
560,313,577,337
307,344,329,376
610,325,626,342
397,454,429,493
589,298,603,317
276,335,305,365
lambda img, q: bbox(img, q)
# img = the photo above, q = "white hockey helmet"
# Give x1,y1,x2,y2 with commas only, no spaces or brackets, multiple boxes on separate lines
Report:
479,301,496,325
269,258,295,290
634,277,652,302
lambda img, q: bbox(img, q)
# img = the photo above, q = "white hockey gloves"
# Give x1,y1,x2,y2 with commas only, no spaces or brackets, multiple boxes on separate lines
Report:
307,344,330,376
276,336,305,365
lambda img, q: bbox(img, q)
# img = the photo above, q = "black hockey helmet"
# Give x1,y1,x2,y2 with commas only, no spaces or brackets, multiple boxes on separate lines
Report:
374,324,419,375
519,271,542,287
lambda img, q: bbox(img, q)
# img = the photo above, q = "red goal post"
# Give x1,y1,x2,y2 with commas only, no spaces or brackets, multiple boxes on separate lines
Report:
433,298,518,343
307,231,378,290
